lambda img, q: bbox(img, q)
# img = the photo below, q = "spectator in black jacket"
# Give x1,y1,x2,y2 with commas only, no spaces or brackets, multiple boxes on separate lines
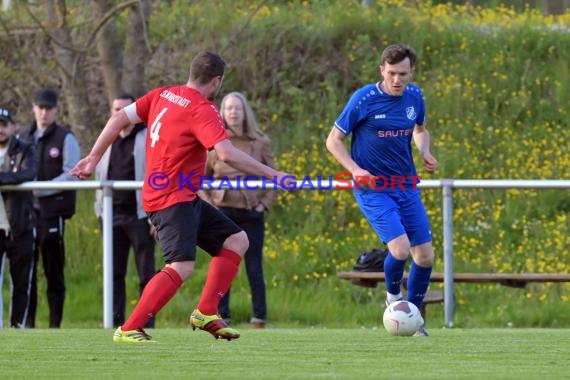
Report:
94,94,156,328
0,107,37,328
25,89,80,328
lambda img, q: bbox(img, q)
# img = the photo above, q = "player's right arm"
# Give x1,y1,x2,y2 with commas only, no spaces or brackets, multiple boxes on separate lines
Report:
326,128,356,174
326,128,373,184
70,110,131,179
327,87,375,185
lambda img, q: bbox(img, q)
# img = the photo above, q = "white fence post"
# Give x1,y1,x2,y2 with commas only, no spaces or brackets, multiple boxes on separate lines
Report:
102,183,114,329
442,181,455,327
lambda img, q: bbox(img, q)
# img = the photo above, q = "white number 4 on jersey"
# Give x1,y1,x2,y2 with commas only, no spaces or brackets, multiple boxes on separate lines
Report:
150,108,168,148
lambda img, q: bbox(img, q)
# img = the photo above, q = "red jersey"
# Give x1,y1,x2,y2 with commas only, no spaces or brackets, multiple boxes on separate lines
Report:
126,85,228,212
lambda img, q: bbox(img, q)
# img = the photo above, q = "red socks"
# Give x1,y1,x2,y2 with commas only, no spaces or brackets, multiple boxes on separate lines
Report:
122,266,183,331
197,248,242,315
122,249,242,329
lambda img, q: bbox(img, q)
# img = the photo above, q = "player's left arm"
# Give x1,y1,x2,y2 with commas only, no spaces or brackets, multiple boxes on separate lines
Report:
413,124,438,174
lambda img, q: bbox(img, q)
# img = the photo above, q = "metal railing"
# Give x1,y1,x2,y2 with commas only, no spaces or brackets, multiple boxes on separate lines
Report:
3,179,569,328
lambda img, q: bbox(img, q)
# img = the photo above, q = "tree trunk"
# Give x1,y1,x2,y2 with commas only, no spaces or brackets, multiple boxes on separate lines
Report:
45,0,96,143
93,0,123,106
122,0,151,98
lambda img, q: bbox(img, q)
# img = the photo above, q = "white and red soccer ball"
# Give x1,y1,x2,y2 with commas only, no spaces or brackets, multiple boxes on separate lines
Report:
383,300,423,336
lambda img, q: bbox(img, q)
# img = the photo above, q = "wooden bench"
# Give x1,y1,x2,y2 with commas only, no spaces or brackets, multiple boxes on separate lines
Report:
337,271,570,319
338,272,570,288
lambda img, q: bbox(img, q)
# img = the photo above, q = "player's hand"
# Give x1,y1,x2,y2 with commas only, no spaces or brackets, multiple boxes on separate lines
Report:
422,152,438,173
254,203,265,212
275,171,295,191
70,155,99,180
351,167,375,189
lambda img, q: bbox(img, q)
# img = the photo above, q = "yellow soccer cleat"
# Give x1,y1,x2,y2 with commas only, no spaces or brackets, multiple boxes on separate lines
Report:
113,326,156,343
190,309,240,341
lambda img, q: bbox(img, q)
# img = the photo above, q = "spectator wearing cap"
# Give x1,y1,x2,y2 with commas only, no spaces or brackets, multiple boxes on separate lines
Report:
0,107,37,328
25,88,80,328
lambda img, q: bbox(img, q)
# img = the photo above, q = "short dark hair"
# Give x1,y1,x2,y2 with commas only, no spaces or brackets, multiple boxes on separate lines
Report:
381,44,417,68
115,92,135,103
189,51,226,86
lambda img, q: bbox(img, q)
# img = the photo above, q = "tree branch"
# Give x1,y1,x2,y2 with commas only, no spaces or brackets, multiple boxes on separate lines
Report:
137,0,152,54
71,0,139,84
81,0,139,54
0,15,47,88
56,0,67,28
23,2,77,52
220,0,269,54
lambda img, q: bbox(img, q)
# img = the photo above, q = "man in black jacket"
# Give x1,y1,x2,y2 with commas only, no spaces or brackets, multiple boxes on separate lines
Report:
0,107,37,328
95,94,156,328
25,89,80,328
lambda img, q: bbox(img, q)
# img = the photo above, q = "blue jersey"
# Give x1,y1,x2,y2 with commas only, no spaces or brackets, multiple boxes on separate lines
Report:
334,82,425,190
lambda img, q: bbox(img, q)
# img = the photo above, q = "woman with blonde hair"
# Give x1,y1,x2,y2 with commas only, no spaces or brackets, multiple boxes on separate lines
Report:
200,92,277,328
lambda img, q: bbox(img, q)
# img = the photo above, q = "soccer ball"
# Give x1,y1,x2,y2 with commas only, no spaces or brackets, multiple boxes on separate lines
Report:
383,300,423,336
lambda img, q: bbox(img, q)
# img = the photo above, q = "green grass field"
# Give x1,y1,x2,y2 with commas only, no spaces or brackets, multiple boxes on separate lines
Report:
1,328,569,379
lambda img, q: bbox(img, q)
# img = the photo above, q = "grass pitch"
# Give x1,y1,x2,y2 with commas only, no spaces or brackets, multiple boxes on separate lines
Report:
1,328,569,379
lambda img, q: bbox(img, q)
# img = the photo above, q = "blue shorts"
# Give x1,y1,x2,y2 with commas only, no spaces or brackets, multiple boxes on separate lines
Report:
354,189,432,246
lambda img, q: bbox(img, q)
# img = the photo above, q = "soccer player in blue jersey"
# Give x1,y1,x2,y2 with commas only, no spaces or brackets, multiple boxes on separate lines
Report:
326,44,438,336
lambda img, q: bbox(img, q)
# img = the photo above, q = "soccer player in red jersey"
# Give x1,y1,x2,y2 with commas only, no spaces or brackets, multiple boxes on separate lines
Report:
71,52,292,342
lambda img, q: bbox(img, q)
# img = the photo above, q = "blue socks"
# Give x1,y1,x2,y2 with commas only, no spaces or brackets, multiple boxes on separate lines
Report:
384,252,406,296
385,251,433,308
406,262,432,308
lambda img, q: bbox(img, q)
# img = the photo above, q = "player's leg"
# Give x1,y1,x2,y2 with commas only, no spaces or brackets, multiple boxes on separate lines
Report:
407,241,433,337
219,206,266,325
215,207,241,323
191,198,244,340
189,232,245,340
408,242,434,306
398,190,434,309
385,233,412,304
196,231,247,314
399,191,434,337
354,190,408,305
114,202,197,342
